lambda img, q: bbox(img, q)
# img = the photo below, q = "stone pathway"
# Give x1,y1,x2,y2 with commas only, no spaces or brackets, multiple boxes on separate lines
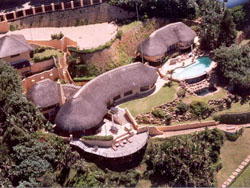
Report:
221,155,250,188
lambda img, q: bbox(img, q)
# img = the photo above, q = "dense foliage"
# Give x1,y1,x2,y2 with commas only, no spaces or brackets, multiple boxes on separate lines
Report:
109,0,198,19
145,129,224,187
213,45,250,91
200,0,237,50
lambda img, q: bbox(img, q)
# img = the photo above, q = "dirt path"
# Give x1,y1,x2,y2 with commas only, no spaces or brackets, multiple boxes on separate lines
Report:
0,23,117,49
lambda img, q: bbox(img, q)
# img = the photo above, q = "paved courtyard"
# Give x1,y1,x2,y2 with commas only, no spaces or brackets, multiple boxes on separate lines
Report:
0,22,117,49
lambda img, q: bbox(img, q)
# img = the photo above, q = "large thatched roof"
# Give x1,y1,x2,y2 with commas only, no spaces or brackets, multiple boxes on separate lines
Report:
0,34,32,58
138,22,197,57
55,63,158,133
26,79,59,109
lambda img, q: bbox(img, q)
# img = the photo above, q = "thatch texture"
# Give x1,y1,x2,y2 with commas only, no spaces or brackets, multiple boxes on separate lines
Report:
0,34,32,58
55,63,158,133
138,22,197,57
26,79,59,109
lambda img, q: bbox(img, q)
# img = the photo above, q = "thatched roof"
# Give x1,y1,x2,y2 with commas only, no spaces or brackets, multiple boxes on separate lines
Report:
138,22,197,57
55,63,158,133
0,34,32,58
26,79,59,109
62,84,80,100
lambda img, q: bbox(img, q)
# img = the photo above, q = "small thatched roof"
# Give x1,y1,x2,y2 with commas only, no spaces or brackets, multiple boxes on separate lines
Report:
138,22,197,57
55,63,158,133
0,34,32,58
26,79,59,109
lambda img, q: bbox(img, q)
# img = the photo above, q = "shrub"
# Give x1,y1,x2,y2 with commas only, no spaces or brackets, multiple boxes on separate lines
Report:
34,46,46,53
33,55,56,62
73,76,96,82
152,108,165,119
190,101,210,119
51,32,64,40
177,88,186,98
171,52,180,58
213,111,250,124
176,102,188,114
191,25,200,33
116,30,123,39
81,135,114,141
10,24,15,31
165,114,172,125
225,129,243,142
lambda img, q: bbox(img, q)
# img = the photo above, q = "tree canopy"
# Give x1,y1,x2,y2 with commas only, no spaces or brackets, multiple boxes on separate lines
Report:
213,44,250,91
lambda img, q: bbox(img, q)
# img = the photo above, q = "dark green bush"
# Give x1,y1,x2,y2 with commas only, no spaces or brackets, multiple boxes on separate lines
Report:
152,108,165,119
51,32,64,40
213,111,250,124
171,52,180,58
177,88,186,98
190,101,210,119
116,30,123,39
165,114,172,125
225,129,243,142
34,46,46,53
81,135,114,141
176,102,188,114
10,25,15,31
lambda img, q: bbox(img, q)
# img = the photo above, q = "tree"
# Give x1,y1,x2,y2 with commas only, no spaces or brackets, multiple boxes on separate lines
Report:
200,0,236,50
213,45,250,91
218,9,237,47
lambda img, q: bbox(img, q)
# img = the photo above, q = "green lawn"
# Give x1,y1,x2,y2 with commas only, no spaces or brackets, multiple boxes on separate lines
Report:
230,164,250,187
119,21,142,34
34,49,63,59
120,82,178,117
182,87,228,104
217,128,250,187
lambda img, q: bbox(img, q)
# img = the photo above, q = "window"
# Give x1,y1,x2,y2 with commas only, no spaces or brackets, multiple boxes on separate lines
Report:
124,90,133,96
10,54,20,58
140,86,150,92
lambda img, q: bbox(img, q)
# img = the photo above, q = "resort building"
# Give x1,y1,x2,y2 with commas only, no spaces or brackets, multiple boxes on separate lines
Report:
0,34,32,75
137,22,197,63
55,62,158,135
26,79,80,121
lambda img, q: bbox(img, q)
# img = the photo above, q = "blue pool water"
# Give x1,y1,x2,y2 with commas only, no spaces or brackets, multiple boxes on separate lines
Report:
218,0,248,8
173,57,212,80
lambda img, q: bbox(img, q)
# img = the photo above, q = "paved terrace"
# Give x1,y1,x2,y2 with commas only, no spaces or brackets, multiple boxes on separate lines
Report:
70,132,148,158
0,22,117,49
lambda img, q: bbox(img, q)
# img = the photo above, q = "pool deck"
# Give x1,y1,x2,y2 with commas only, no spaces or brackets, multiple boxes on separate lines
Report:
70,132,149,158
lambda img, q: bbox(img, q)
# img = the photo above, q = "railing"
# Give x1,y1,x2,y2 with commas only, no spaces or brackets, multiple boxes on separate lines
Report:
0,0,108,23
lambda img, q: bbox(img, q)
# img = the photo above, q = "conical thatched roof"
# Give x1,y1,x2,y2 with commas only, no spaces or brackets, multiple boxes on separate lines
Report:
138,22,197,57
55,63,158,133
0,34,32,58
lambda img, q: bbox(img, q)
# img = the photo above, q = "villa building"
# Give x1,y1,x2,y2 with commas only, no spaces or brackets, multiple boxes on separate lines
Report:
0,34,32,75
26,79,80,121
55,62,158,135
137,22,197,63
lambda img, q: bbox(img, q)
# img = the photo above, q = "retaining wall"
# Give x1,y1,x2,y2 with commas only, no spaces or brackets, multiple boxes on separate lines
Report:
31,59,55,73
1,1,135,31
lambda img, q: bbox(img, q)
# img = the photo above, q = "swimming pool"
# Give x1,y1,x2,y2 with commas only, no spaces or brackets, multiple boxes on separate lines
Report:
173,57,212,80
218,0,248,8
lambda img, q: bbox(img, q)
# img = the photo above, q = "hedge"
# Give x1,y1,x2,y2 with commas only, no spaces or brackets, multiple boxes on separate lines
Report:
33,55,56,63
225,128,243,142
213,111,250,124
68,36,118,54
81,135,114,141
73,76,96,82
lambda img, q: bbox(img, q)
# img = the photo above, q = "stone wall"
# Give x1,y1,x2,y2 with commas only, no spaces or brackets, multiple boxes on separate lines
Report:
9,3,135,29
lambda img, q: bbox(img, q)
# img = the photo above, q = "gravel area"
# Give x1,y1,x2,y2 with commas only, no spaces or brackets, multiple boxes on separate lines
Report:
0,22,118,49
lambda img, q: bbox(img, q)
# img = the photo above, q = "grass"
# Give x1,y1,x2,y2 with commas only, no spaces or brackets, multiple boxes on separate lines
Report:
216,128,250,187
182,87,228,104
120,82,178,117
34,49,63,59
230,163,250,187
119,21,142,34
216,102,250,115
